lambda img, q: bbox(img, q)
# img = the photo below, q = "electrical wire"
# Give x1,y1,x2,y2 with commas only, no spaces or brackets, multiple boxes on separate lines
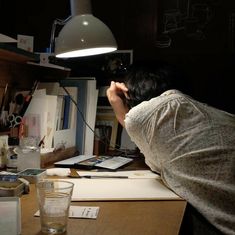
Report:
61,86,135,157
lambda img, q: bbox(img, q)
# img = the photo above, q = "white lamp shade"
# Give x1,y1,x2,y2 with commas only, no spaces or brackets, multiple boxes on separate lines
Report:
55,14,117,58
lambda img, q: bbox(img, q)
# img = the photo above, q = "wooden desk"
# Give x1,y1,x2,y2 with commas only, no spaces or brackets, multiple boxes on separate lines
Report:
20,156,186,235
21,184,186,235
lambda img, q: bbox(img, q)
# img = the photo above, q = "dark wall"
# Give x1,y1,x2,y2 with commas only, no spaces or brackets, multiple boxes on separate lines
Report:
92,0,235,113
0,0,70,52
1,0,235,113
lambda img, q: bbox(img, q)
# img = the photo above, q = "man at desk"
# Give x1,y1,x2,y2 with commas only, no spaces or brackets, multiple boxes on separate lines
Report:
106,60,235,235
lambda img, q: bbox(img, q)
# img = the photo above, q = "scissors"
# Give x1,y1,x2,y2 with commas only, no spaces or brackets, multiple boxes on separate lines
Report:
8,114,23,128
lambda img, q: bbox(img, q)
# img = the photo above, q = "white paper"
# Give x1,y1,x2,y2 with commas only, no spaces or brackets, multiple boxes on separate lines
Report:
35,206,99,219
17,34,34,52
53,129,76,149
25,91,57,148
62,178,181,201
0,33,17,43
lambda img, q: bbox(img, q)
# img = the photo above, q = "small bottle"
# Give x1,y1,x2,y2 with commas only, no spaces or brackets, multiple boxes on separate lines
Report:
6,137,19,173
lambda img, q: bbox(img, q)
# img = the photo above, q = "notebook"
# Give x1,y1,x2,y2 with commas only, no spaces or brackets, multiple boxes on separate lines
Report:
54,155,133,170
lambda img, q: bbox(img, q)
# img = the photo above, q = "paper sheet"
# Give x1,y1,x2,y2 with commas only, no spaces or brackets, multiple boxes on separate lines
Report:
53,129,76,149
0,33,17,43
25,89,57,148
63,178,181,201
35,206,99,219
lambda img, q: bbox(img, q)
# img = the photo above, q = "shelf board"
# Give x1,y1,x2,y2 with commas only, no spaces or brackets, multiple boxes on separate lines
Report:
27,61,71,80
0,43,39,63
27,61,71,71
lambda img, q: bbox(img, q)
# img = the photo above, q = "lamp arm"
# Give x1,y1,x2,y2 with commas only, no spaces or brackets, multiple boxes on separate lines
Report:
49,16,72,53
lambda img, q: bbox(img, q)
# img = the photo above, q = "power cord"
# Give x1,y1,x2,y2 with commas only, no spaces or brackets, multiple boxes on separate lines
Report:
61,86,136,157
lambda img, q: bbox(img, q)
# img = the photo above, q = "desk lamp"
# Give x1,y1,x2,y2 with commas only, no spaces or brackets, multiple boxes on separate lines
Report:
51,0,117,58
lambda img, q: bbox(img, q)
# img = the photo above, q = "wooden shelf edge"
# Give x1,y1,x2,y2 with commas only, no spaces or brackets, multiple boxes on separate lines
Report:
0,43,39,63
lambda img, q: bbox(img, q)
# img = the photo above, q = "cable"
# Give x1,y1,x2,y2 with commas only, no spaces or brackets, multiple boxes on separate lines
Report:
61,86,134,157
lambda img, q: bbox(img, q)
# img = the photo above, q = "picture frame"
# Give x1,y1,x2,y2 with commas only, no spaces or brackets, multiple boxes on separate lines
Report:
96,112,119,150
101,50,133,77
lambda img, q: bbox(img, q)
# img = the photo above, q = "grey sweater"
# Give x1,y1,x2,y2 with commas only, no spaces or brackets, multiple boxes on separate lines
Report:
125,90,235,235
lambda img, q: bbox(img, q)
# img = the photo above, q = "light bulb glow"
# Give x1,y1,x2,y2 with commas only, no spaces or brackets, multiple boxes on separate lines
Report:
56,47,117,58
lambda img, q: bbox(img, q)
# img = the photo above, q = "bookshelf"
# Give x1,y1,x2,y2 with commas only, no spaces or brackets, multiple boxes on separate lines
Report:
0,44,77,166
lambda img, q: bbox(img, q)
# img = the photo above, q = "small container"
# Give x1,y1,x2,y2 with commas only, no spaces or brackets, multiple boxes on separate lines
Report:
0,180,25,197
17,168,46,183
6,153,18,173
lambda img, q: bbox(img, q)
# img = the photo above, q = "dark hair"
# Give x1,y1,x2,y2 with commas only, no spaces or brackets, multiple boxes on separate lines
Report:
124,60,183,108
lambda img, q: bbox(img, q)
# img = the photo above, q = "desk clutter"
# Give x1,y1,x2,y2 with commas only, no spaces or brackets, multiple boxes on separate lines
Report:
0,169,45,197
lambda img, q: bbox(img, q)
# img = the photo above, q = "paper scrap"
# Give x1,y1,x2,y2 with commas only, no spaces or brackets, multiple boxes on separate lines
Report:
35,206,99,219
0,33,17,43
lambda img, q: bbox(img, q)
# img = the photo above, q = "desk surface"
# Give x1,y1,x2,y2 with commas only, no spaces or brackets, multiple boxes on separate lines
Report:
21,156,186,235
21,184,186,235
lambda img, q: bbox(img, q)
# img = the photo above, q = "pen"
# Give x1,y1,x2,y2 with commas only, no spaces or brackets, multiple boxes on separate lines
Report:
38,135,46,147
82,175,128,179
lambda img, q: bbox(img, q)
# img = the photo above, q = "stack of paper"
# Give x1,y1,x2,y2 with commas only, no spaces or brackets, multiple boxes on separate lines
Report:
24,89,57,149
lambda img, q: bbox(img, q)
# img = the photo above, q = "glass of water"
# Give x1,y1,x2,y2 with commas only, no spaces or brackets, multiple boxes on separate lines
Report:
36,180,74,234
